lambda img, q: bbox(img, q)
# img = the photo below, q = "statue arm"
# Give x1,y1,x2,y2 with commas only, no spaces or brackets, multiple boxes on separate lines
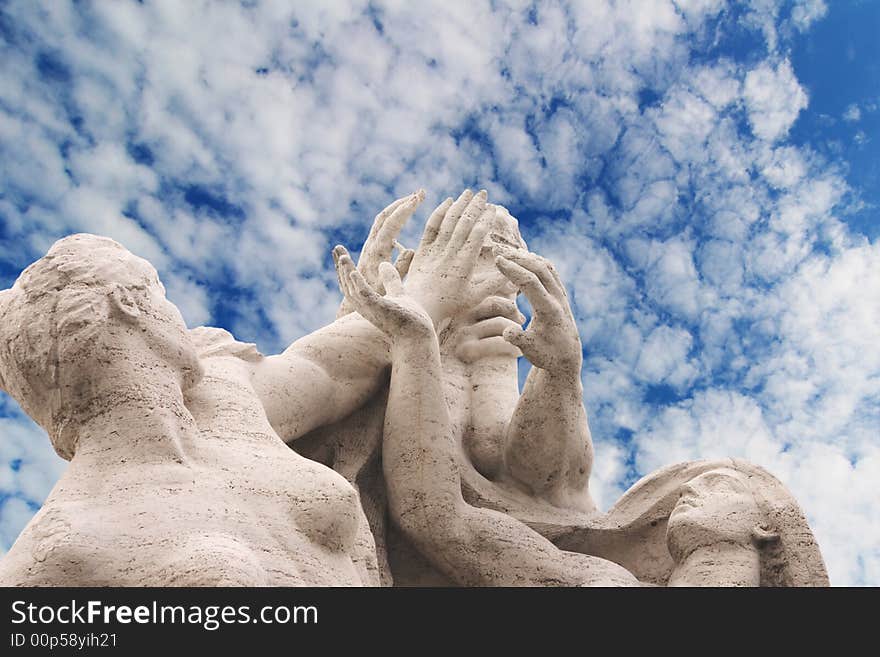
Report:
342,258,630,585
251,311,391,443
504,366,595,511
383,324,579,585
492,247,595,511
256,189,505,443
250,191,425,442
356,260,639,585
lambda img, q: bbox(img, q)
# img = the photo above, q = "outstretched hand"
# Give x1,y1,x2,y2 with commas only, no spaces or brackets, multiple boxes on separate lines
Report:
404,189,499,326
492,246,582,377
337,192,422,318
333,245,434,341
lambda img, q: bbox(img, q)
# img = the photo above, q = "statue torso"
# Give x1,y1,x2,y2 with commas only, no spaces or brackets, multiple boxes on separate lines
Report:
0,343,374,587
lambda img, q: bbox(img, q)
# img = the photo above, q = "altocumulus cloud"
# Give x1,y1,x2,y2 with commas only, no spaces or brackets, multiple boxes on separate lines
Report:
1,0,877,585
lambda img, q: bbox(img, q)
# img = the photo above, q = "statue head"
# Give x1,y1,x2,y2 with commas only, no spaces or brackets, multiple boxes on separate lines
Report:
468,203,527,305
664,461,828,586
0,234,201,459
666,467,770,560
556,458,829,586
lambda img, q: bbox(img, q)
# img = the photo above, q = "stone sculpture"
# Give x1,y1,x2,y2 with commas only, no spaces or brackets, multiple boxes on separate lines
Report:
298,191,604,584
0,188,829,586
0,234,387,585
333,245,637,586
553,458,829,586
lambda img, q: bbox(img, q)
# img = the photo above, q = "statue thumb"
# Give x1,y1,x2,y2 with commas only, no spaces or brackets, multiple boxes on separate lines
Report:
503,325,529,349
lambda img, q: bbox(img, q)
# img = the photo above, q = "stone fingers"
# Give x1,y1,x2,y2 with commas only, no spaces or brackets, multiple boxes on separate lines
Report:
494,255,556,314
468,295,526,324
347,268,397,333
459,206,495,264
449,190,488,251
378,261,404,296
374,190,424,260
471,316,522,339
433,189,474,248
393,240,415,278
333,245,358,301
367,194,410,242
493,245,566,301
457,335,522,363
418,197,453,250
501,324,538,355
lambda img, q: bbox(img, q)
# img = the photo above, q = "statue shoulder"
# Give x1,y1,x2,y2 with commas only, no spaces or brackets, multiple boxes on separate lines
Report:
188,326,264,362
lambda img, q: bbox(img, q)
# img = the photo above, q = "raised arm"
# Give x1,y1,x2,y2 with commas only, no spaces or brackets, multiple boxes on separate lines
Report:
252,189,497,443
336,191,421,319
251,310,392,442
493,246,596,512
252,192,424,442
335,239,635,586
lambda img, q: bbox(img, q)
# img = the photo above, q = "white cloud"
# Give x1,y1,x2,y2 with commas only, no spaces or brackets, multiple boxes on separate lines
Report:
744,60,808,142
634,325,698,388
634,389,781,475
674,0,726,25
691,62,741,110
760,145,808,189
843,103,861,123
652,88,718,162
628,237,706,319
697,238,744,292
791,0,828,32
752,242,880,439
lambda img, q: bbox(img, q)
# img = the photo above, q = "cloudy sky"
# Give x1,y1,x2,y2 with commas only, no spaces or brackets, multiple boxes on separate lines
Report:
1,0,878,585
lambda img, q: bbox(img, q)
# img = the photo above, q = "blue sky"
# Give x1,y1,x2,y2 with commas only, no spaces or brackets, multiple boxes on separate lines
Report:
789,1,880,240
0,0,878,585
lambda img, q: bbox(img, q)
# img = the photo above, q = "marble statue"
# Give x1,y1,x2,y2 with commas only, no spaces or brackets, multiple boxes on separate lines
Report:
0,234,384,585
297,191,603,584
0,188,829,586
553,458,829,586
303,189,829,587
332,239,637,586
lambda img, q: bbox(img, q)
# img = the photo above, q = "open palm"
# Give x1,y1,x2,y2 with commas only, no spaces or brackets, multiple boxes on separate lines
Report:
333,245,434,340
